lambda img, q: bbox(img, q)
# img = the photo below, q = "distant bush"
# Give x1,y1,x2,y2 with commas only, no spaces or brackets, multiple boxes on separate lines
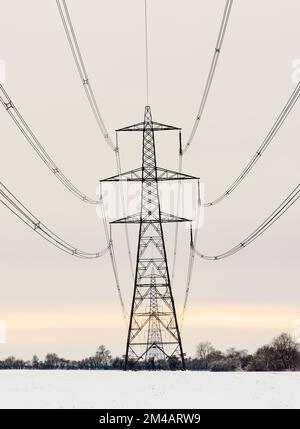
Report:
209,358,240,372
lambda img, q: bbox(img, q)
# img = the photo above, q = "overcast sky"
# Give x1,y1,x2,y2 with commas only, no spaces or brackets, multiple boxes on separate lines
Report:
0,0,299,360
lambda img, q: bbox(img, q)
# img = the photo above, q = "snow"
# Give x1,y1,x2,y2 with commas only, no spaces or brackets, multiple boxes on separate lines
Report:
0,370,299,409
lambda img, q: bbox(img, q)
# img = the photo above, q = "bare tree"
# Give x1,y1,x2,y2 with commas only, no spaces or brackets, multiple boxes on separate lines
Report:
196,342,215,360
196,342,216,369
95,345,112,367
272,333,300,370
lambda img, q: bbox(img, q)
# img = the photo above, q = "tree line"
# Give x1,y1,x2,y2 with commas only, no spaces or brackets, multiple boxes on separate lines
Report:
190,332,300,371
0,333,299,371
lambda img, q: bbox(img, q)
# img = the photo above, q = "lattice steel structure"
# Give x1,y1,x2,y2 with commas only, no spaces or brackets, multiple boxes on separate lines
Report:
101,106,198,369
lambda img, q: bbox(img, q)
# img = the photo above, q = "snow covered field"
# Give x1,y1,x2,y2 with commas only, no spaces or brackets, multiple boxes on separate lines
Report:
0,370,299,409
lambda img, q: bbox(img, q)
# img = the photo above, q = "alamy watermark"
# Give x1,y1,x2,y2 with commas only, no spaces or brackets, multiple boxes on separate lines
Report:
0,59,6,84
96,181,205,230
0,320,6,344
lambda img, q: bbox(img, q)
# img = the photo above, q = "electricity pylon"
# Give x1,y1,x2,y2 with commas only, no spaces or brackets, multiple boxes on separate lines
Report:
101,106,198,370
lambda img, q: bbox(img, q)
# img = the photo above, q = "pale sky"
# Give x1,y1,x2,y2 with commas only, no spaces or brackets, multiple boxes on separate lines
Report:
0,0,299,360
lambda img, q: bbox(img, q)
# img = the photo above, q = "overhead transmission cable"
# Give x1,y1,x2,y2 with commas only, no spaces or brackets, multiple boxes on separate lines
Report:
183,0,233,153
56,0,115,151
180,184,300,327
0,180,128,325
0,3,135,276
171,145,183,282
99,182,128,327
0,90,132,324
195,184,300,260
204,80,300,206
172,1,233,282
56,0,135,279
179,179,201,329
178,0,300,207
0,84,98,204
0,181,108,259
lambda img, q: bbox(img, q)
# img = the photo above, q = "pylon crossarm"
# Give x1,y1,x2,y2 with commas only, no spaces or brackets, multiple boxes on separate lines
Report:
101,167,198,182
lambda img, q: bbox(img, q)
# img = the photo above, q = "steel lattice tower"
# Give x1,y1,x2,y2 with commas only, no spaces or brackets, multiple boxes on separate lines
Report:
101,106,197,370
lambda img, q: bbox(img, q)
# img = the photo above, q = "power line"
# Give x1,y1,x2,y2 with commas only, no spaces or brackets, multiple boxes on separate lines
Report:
0,179,128,324
195,184,300,259
114,133,135,280
56,1,135,278
98,182,128,327
0,83,135,279
172,0,233,277
56,0,115,151
179,184,300,328
204,81,300,207
0,84,98,204
171,147,183,283
176,71,300,212
183,0,233,153
180,0,300,208
0,54,136,276
0,181,108,259
180,180,201,329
